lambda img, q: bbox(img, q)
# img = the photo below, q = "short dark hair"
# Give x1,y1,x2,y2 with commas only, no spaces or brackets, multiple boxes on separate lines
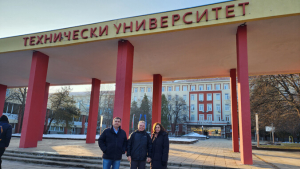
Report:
113,117,121,122
152,122,165,134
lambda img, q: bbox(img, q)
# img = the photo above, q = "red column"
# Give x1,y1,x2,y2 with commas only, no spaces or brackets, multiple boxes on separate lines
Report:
236,25,253,164
19,51,49,148
81,115,86,134
113,40,134,136
152,74,162,133
0,84,7,117
86,78,101,143
230,69,239,152
38,82,50,141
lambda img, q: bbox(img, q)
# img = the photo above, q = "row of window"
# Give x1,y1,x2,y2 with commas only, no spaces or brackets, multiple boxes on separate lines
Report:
190,104,231,112
133,83,230,93
190,114,230,122
190,93,230,101
50,126,64,131
133,96,152,102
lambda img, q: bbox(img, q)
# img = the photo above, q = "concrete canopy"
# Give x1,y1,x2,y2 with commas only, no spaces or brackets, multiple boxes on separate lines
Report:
0,0,299,87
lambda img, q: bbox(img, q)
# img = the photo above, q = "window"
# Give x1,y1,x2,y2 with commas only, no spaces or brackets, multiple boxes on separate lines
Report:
175,86,180,91
134,88,138,93
50,126,55,131
207,84,212,90
199,85,204,91
199,114,204,121
168,95,171,101
168,86,172,91
191,85,195,91
140,96,143,101
175,95,179,100
207,114,212,121
226,115,230,122
162,87,165,92
207,104,212,111
168,105,171,111
224,84,229,90
216,84,221,90
216,104,221,111
191,94,195,101
191,115,195,121
225,104,230,111
59,127,64,131
216,115,221,121
216,94,220,100
191,104,195,111
199,94,204,101
199,104,204,112
147,87,151,92
140,88,145,92
134,96,137,102
183,86,187,91
183,95,187,101
207,93,212,101
225,94,229,100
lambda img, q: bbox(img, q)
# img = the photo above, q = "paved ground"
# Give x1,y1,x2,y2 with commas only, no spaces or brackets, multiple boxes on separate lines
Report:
6,137,300,169
2,160,84,169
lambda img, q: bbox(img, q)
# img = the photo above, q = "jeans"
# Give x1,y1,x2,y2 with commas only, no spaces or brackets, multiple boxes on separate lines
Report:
103,158,121,169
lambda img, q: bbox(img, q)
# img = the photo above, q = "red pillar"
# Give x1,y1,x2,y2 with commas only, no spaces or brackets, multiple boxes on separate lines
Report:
152,74,162,133
19,51,49,148
113,40,134,136
81,115,86,134
86,78,101,143
38,82,50,141
230,69,239,152
236,25,253,164
0,84,7,117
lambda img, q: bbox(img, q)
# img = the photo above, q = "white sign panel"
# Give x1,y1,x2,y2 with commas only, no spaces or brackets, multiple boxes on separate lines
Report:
265,126,275,132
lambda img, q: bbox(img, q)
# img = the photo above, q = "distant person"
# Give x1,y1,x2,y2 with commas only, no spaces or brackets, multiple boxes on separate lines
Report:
0,115,12,169
127,121,152,169
98,117,127,169
150,122,169,169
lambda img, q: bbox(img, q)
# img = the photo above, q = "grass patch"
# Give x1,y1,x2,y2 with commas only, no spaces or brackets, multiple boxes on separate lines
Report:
258,143,300,150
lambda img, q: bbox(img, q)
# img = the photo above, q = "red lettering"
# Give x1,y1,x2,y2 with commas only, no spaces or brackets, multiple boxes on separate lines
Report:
160,16,168,28
53,32,62,42
239,2,249,16
23,37,29,46
29,36,36,46
44,34,52,44
197,9,208,22
36,35,43,45
226,5,235,18
80,29,88,39
123,22,133,33
99,25,108,36
90,27,98,38
212,7,222,20
149,18,157,30
64,31,71,41
172,14,180,26
72,30,79,40
114,23,122,34
136,20,146,31
183,12,193,24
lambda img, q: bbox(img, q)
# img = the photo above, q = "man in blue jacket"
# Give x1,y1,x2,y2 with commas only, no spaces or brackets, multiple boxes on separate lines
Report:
98,117,127,169
127,121,152,169
0,115,12,169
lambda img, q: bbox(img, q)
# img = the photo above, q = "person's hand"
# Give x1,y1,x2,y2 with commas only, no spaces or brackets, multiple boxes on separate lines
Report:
127,156,131,162
162,161,167,166
147,157,151,163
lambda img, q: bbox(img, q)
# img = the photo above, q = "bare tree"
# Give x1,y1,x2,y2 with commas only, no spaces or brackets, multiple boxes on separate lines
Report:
168,96,188,134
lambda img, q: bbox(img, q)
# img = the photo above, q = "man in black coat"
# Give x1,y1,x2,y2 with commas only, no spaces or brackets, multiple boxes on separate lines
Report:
98,117,127,169
0,115,12,169
127,121,152,169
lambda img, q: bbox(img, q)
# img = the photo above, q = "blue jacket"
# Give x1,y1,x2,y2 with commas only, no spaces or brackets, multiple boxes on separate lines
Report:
0,121,12,148
98,126,127,160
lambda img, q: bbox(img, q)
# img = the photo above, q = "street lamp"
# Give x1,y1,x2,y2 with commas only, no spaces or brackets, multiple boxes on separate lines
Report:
202,125,203,135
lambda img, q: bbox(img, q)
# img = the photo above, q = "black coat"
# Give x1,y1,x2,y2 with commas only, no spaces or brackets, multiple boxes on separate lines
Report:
150,131,169,169
0,121,12,148
98,126,127,160
127,130,152,161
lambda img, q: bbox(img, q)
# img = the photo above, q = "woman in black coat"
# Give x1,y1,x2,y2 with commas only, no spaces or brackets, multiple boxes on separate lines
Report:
150,122,169,169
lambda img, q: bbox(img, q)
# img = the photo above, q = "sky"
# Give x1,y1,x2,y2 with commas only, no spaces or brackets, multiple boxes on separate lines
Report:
0,0,225,92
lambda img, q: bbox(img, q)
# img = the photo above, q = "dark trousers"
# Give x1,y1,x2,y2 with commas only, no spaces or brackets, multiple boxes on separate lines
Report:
130,160,146,169
0,147,5,169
